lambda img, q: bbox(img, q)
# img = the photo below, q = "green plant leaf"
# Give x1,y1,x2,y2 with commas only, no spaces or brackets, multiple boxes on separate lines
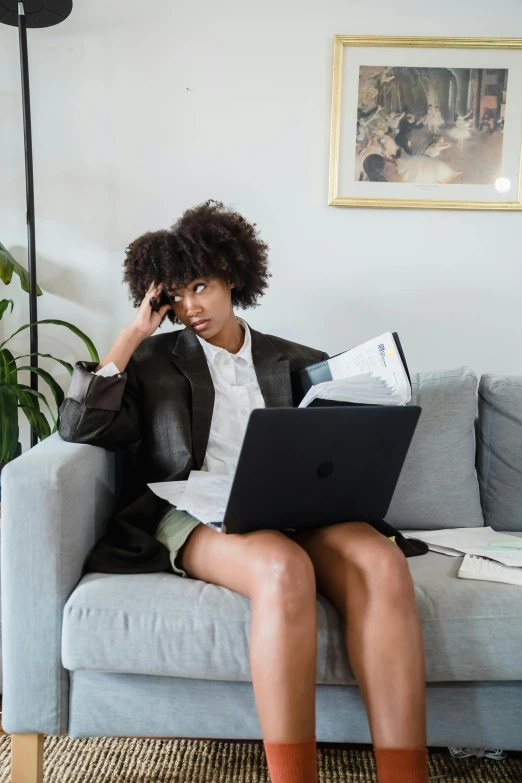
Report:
0,348,18,385
15,366,64,410
11,384,57,428
0,242,43,295
18,404,51,440
0,385,20,462
0,319,99,362
14,385,39,411
13,384,41,433
1,351,74,377
0,299,14,320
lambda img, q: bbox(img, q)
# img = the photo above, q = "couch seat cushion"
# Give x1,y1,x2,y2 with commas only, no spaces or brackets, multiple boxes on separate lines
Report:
62,534,522,683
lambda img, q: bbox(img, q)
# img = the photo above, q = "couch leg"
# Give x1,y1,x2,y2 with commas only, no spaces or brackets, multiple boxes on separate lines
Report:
11,733,44,783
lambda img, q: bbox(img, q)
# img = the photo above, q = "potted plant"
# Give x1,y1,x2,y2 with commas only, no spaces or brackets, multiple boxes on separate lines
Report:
0,241,99,498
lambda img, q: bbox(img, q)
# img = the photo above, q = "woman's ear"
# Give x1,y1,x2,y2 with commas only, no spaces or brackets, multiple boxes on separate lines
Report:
229,280,235,290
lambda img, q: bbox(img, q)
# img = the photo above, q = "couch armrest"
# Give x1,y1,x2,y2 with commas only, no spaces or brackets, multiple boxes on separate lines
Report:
0,432,118,734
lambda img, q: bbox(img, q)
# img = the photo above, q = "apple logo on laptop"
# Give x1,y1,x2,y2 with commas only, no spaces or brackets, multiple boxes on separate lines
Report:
317,461,334,479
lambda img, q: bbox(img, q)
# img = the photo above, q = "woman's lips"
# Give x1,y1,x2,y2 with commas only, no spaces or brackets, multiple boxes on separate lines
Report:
193,320,210,331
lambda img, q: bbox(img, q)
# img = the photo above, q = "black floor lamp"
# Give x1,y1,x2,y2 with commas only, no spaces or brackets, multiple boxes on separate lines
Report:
1,1,72,448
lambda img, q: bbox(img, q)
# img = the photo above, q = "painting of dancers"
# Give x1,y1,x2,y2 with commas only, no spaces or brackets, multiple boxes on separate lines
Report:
354,65,508,185
329,36,522,210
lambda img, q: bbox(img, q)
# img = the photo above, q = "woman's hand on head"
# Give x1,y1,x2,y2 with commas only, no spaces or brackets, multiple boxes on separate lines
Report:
127,281,173,340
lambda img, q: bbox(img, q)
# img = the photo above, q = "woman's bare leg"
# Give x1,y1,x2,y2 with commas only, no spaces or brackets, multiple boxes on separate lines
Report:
178,524,318,741
289,522,427,748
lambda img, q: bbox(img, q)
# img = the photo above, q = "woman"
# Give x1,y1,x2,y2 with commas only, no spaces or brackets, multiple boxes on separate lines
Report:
431,106,444,132
396,136,460,184
448,111,473,149
386,110,405,137
59,200,429,783
378,130,400,160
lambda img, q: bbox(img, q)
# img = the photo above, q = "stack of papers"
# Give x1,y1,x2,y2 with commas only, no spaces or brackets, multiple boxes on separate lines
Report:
298,332,412,408
148,471,234,531
299,373,397,408
458,553,522,586
400,527,522,567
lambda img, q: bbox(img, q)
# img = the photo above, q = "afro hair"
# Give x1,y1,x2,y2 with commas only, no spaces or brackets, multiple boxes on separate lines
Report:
122,200,272,327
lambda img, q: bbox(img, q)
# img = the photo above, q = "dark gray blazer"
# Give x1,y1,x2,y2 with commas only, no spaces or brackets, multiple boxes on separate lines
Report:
58,322,330,574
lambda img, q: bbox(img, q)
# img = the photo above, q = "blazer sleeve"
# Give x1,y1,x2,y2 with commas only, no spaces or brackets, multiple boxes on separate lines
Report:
58,355,142,449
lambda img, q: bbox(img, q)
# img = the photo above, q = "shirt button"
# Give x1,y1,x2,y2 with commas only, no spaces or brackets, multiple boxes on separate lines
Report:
224,358,231,366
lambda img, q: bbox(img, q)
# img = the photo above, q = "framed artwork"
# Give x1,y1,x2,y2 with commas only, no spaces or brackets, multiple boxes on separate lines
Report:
328,36,522,210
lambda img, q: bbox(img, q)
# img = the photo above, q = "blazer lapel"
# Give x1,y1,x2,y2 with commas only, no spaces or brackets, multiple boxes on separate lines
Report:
249,324,294,408
171,322,294,469
171,328,214,470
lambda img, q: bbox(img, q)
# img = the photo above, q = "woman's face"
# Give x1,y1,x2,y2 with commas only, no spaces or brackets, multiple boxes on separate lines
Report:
165,276,235,337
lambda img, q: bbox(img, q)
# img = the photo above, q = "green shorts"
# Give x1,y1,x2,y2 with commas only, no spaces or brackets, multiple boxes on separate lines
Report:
155,504,203,578
154,505,299,578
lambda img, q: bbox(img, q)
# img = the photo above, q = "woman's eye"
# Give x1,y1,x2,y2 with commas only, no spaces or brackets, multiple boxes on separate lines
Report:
171,283,205,303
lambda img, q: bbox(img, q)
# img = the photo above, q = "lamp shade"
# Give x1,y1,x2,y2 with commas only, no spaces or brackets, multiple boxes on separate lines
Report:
0,1,72,27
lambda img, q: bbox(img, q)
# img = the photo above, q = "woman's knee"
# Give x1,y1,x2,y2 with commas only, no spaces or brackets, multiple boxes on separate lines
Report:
344,530,411,592
248,533,317,607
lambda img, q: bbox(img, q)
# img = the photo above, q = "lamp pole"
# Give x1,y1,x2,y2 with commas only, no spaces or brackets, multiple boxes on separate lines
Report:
0,0,73,447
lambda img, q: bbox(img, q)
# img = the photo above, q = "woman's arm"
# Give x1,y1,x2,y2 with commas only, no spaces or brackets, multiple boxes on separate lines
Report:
93,324,144,374
58,330,143,450
59,281,172,450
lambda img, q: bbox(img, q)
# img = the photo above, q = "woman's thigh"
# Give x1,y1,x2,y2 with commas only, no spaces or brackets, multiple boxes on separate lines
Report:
178,522,316,600
285,521,407,605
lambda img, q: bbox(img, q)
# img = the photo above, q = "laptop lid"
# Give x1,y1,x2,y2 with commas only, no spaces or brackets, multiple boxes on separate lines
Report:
223,405,421,534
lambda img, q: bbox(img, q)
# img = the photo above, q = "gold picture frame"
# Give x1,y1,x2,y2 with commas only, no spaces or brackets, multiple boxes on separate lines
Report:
329,35,522,210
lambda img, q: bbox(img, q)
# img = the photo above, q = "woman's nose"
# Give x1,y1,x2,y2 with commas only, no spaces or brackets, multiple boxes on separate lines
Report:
185,297,202,314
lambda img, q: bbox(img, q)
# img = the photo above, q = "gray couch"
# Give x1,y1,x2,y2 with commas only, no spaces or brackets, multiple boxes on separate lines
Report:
1,367,522,783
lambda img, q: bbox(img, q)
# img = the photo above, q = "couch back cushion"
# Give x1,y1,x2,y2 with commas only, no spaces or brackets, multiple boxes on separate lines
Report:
477,375,522,532
385,367,484,530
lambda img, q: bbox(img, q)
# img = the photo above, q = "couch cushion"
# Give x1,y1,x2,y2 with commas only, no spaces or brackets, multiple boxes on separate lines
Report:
385,366,484,530
62,536,522,683
477,375,522,532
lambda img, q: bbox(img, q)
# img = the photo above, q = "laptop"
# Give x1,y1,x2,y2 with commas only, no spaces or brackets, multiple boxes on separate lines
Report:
222,405,421,535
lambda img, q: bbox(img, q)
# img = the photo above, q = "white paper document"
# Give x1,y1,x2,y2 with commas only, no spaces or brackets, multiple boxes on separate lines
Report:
458,553,522,586
328,332,410,400
148,471,234,531
298,332,411,408
298,373,396,408
400,527,522,567
147,480,188,507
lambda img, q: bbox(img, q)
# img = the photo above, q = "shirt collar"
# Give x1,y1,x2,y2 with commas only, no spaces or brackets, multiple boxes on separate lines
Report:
196,317,253,367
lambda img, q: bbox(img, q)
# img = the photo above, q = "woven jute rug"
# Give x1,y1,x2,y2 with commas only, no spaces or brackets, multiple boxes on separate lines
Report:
0,736,520,782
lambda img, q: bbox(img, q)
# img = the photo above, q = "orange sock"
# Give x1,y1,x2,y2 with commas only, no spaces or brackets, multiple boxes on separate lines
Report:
263,736,317,783
374,746,429,783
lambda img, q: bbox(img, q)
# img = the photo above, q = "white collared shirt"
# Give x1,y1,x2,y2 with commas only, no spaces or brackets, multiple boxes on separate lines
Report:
91,317,266,477
195,317,266,475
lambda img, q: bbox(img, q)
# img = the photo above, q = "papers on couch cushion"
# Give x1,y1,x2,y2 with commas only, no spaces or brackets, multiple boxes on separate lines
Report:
400,527,522,567
148,471,234,530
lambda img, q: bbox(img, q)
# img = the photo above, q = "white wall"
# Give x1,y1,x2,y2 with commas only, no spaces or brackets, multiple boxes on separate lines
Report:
1,0,521,452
